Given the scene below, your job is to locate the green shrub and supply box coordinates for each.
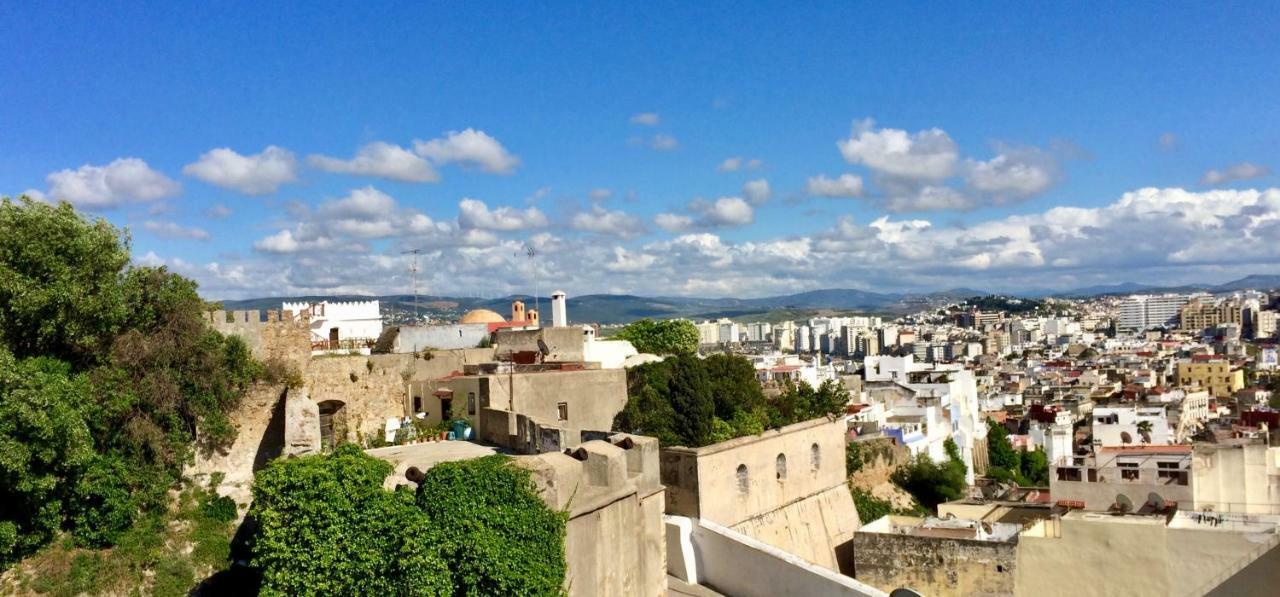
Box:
[67,455,139,548]
[250,444,451,597]
[416,455,567,596]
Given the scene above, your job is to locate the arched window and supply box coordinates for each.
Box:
[810,443,821,473]
[736,464,749,496]
[776,454,788,481]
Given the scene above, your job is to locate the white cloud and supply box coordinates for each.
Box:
[183,146,299,195]
[717,157,763,172]
[805,174,864,198]
[838,118,958,181]
[696,196,754,227]
[604,246,657,272]
[143,220,210,240]
[655,212,694,233]
[45,158,180,207]
[307,141,439,182]
[883,185,973,212]
[20,189,48,202]
[742,178,771,205]
[413,129,520,174]
[457,198,548,231]
[650,134,679,151]
[629,112,660,126]
[588,188,613,201]
[571,205,646,238]
[965,146,1059,200]
[1201,162,1270,186]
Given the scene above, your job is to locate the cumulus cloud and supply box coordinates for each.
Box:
[964,146,1060,200]
[650,134,679,151]
[45,158,180,207]
[143,220,210,240]
[838,118,958,181]
[457,198,548,231]
[252,186,462,254]
[717,157,762,172]
[806,173,864,198]
[694,197,754,227]
[413,129,520,174]
[182,146,299,195]
[1201,162,1270,186]
[571,205,646,238]
[742,178,771,204]
[655,212,694,233]
[308,141,439,182]
[630,112,660,126]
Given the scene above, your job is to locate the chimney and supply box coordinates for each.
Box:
[512,300,526,323]
[552,290,567,327]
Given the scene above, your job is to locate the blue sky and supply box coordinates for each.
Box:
[3,2,1279,299]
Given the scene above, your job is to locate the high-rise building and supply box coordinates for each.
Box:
[1117,294,1190,333]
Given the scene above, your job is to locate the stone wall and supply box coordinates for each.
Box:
[185,383,287,507]
[852,530,1016,596]
[203,309,311,368]
[519,434,666,597]
[660,416,860,572]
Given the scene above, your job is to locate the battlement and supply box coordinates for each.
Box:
[201,309,312,366]
[202,309,310,329]
[281,300,381,320]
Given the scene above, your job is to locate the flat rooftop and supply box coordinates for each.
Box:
[367,441,499,489]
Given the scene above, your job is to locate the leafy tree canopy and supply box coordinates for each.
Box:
[615,318,700,355]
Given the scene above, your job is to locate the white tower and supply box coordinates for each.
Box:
[551,290,568,327]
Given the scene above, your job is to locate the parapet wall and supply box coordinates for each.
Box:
[203,309,312,366]
[852,529,1016,596]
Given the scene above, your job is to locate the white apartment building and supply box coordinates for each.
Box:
[1117,294,1190,333]
[1091,406,1174,447]
[282,300,383,346]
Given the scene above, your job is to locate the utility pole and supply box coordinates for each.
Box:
[400,248,425,322]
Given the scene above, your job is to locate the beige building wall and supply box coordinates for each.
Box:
[1016,512,1280,597]
[1193,443,1280,514]
[1177,360,1244,398]
[661,416,860,572]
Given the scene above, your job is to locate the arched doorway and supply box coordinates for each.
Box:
[318,400,348,451]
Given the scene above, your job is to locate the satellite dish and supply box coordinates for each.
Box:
[1114,494,1134,514]
[537,338,551,356]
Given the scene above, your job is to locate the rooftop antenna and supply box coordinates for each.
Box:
[400,248,425,321]
[521,243,540,323]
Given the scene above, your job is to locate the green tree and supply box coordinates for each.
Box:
[0,352,95,566]
[666,354,715,447]
[250,444,451,597]
[615,319,700,355]
[770,379,850,427]
[0,197,131,365]
[1019,448,1050,486]
[986,419,1021,473]
[702,353,766,420]
[891,451,967,512]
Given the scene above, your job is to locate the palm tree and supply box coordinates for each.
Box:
[1137,420,1153,444]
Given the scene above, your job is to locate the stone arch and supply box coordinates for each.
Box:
[776,453,788,481]
[736,464,749,496]
[318,400,348,451]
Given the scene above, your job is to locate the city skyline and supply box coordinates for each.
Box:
[4,3,1279,299]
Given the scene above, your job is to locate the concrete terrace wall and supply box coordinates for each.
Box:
[1016,512,1280,597]
[519,434,666,597]
[852,530,1016,596]
[661,416,859,572]
[666,516,887,597]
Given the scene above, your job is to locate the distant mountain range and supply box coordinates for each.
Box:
[216,275,1280,325]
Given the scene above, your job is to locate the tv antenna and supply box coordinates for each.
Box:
[521,243,539,323]
[401,248,426,321]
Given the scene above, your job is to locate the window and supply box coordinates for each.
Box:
[776,454,788,481]
[557,402,569,421]
[736,464,749,496]
[810,443,821,473]
[467,392,476,415]
[413,395,422,413]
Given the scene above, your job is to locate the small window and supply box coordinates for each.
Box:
[467,392,476,415]
[736,464,749,496]
[413,396,422,413]
[810,443,821,472]
[776,454,788,481]
[557,402,569,421]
